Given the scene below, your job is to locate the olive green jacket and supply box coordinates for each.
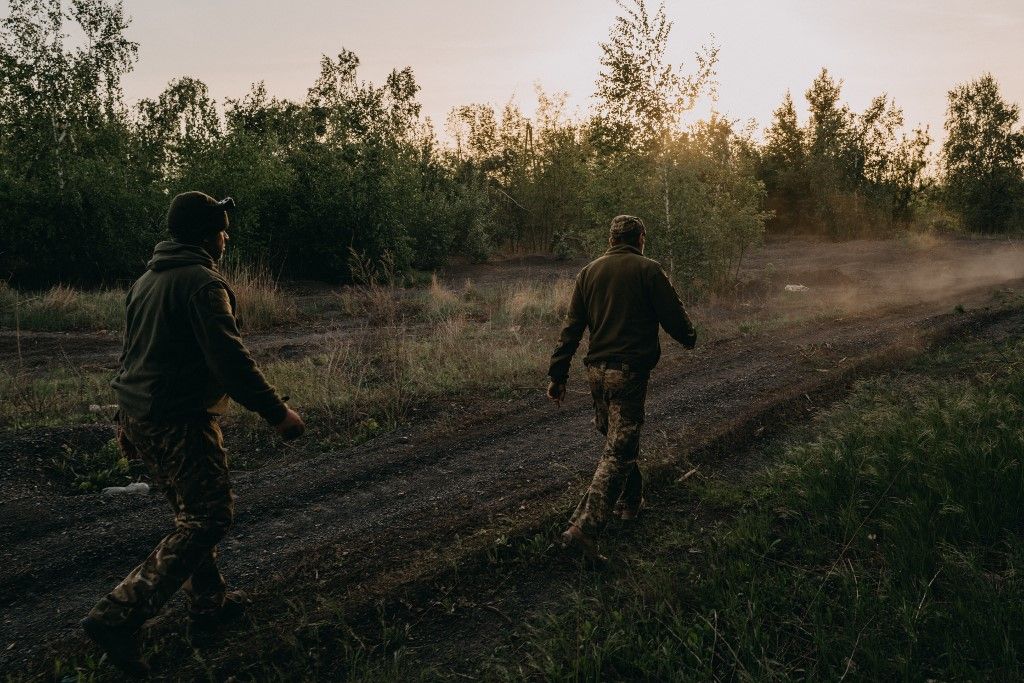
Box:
[111,240,288,424]
[548,244,696,383]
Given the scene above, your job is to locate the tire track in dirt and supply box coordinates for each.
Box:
[0,284,1020,672]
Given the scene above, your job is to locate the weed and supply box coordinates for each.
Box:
[47,438,130,493]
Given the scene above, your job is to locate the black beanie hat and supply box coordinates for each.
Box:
[167,191,236,242]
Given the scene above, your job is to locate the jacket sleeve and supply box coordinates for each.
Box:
[547,274,588,383]
[188,283,288,424]
[650,267,697,349]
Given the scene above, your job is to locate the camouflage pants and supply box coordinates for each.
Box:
[88,413,234,629]
[569,364,649,536]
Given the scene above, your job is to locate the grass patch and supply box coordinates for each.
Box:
[0,281,124,332]
[0,364,114,429]
[1,264,295,333]
[42,579,424,683]
[230,280,569,464]
[47,438,132,493]
[481,324,1024,680]
[0,277,574,460]
[222,262,297,331]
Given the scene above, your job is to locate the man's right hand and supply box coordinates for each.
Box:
[275,407,306,441]
[547,380,567,407]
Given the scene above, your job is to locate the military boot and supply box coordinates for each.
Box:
[188,589,250,639]
[80,616,150,679]
[559,525,608,567]
[615,497,646,522]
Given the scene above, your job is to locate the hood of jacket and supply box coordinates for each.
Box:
[604,244,644,257]
[146,240,217,272]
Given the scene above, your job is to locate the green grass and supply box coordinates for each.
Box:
[0,364,115,429]
[22,303,1024,680]
[481,328,1024,681]
[57,323,1020,681]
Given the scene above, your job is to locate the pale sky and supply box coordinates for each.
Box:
[30,1,1024,139]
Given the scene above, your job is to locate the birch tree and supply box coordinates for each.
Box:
[593,0,717,276]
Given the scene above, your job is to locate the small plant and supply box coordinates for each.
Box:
[737,321,756,336]
[351,416,383,445]
[48,438,131,493]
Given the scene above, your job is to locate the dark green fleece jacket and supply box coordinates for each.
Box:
[111,240,288,424]
[548,244,696,382]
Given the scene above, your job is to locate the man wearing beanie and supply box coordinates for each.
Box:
[547,215,696,563]
[80,191,305,677]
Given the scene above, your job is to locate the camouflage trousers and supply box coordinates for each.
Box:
[569,363,649,536]
[88,413,234,629]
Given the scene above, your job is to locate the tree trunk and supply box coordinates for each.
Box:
[661,153,674,279]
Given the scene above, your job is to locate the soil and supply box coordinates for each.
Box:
[2,237,1024,677]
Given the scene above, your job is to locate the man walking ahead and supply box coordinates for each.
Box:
[548,215,696,561]
[81,192,305,677]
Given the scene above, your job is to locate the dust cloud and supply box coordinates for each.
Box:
[743,237,1024,319]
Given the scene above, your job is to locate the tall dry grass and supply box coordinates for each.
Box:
[253,276,575,449]
[0,281,124,331]
[498,278,574,325]
[0,264,295,333]
[221,263,296,330]
[3,275,577,444]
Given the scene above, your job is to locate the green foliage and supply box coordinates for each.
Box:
[942,73,1024,233]
[0,0,774,296]
[0,0,154,286]
[0,2,491,286]
[760,69,933,237]
[590,0,757,291]
[9,0,1017,295]
[445,90,585,254]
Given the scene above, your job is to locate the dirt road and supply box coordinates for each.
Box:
[4,237,1024,675]
[2,279,1021,674]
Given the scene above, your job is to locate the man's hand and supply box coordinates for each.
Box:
[275,407,306,441]
[547,380,567,407]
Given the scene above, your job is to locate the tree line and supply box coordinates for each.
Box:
[2,0,1022,290]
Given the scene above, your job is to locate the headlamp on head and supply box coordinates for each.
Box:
[216,196,236,218]
[167,191,237,243]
